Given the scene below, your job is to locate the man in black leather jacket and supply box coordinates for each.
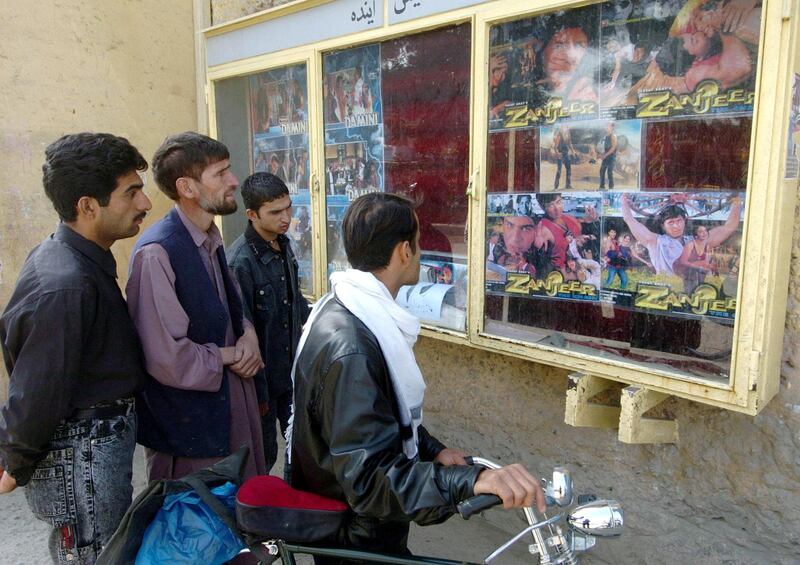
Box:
[290,193,544,561]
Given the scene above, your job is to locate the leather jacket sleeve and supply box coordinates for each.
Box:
[417,425,445,462]
[313,351,481,527]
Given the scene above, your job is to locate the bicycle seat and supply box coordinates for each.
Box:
[236,475,348,542]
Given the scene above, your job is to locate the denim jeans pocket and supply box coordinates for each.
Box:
[25,447,76,526]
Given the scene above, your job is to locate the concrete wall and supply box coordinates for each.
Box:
[0,0,198,391]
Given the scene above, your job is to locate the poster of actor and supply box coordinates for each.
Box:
[598,0,762,120]
[603,191,745,319]
[540,119,642,191]
[250,66,308,134]
[488,4,601,130]
[323,43,385,202]
[486,192,602,302]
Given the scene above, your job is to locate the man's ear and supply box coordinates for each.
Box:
[245,208,259,222]
[175,177,193,199]
[76,196,97,219]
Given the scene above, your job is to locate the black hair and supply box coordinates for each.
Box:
[342,192,418,271]
[656,205,688,232]
[151,132,229,200]
[536,192,561,208]
[42,132,147,222]
[240,172,289,211]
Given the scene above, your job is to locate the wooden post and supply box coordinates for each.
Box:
[564,372,620,428]
[618,386,678,444]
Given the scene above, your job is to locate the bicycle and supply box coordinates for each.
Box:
[235,457,623,565]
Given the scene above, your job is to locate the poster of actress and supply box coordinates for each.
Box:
[602,190,744,320]
[488,4,601,130]
[599,0,762,120]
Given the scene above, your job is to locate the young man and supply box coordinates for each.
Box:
[290,192,545,561]
[227,172,310,472]
[0,132,151,563]
[126,132,266,482]
[598,122,617,190]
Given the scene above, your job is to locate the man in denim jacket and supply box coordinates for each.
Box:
[227,172,310,472]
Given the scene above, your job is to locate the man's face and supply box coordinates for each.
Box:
[663,215,686,239]
[544,27,589,77]
[196,159,238,216]
[95,170,152,247]
[682,31,711,57]
[251,194,292,239]
[504,216,537,255]
[545,196,564,220]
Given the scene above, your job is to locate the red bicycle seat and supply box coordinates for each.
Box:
[236,475,348,542]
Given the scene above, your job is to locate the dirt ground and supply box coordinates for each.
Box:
[0,445,615,564]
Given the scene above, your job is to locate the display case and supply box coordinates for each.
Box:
[204,0,800,424]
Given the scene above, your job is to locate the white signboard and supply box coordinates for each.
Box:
[388,0,492,25]
[207,0,383,67]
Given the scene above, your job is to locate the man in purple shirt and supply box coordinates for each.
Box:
[126,132,266,481]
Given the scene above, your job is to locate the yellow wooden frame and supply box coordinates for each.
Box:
[203,0,800,415]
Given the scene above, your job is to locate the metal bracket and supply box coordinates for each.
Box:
[618,386,678,444]
[564,372,620,428]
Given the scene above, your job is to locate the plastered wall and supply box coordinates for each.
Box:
[210,1,800,562]
[0,0,198,390]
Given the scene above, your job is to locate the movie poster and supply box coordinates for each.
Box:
[396,254,468,330]
[486,192,602,302]
[488,4,601,131]
[323,44,385,274]
[601,191,744,320]
[539,118,641,191]
[249,64,313,291]
[599,0,762,120]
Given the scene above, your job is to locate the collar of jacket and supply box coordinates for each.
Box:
[244,222,289,265]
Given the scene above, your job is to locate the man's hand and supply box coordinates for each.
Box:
[434,448,467,467]
[0,468,17,494]
[474,463,545,513]
[229,328,264,378]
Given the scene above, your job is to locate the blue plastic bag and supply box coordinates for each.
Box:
[135,481,244,565]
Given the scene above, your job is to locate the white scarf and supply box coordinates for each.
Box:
[286,269,425,461]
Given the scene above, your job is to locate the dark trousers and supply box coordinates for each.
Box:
[262,389,293,473]
[599,156,615,189]
[554,150,572,189]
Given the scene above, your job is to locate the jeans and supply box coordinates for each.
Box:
[599,156,615,189]
[554,151,572,189]
[606,267,628,289]
[262,389,293,473]
[24,398,136,564]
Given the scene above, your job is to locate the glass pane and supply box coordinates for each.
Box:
[249,64,314,294]
[323,24,472,331]
[216,63,315,295]
[484,0,761,384]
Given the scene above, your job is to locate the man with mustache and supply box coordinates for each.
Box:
[0,133,151,563]
[127,132,266,482]
[227,172,310,473]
